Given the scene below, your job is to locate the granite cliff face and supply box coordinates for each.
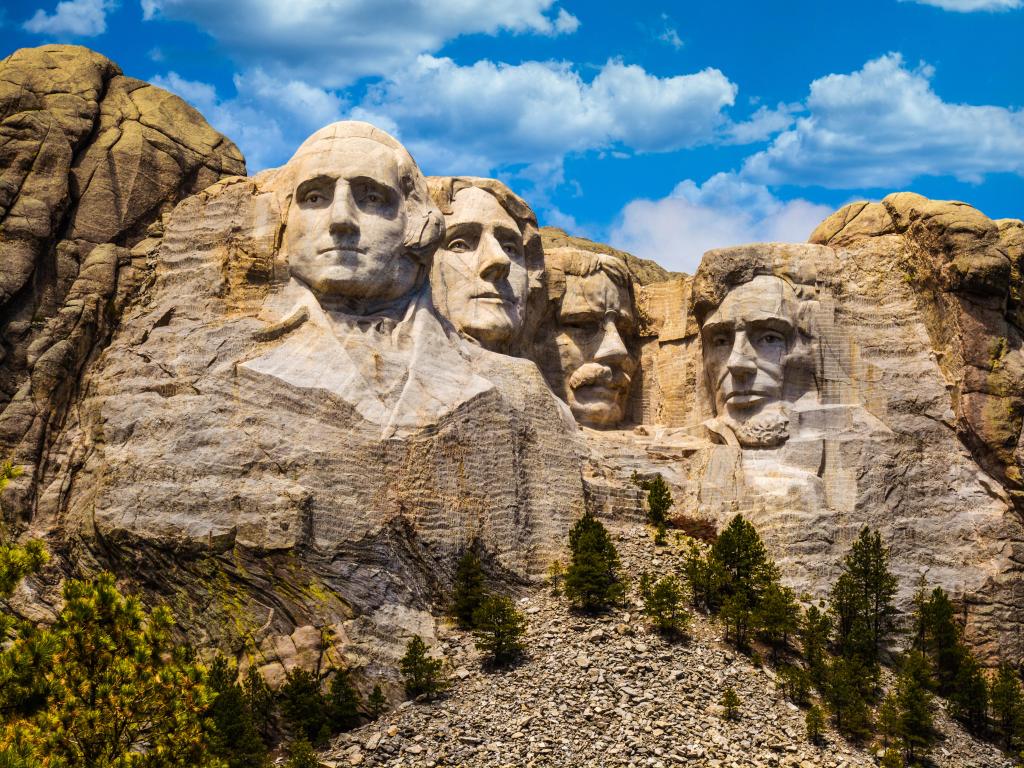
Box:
[3,45,1024,685]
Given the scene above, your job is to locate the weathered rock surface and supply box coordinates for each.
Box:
[0,44,245,523]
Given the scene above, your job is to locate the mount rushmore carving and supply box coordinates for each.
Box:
[3,46,1024,676]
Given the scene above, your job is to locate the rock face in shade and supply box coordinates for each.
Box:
[5,44,1024,680]
[0,44,245,522]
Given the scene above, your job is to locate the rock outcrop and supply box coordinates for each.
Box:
[0,45,245,524]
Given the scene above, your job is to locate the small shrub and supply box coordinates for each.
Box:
[471,594,527,666]
[547,560,565,597]
[721,686,741,720]
[285,739,320,768]
[639,573,690,638]
[779,663,811,706]
[400,635,445,699]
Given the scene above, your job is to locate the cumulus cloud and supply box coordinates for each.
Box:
[742,53,1024,188]
[142,0,579,87]
[23,0,113,36]
[609,173,833,273]
[902,0,1020,10]
[151,70,346,170]
[356,55,737,174]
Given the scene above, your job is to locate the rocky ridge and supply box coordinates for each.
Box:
[322,520,1011,768]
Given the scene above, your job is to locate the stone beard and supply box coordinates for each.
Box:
[428,180,532,351]
[700,274,810,448]
[549,251,638,428]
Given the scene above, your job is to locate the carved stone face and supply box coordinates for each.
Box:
[282,137,414,305]
[701,275,799,445]
[432,187,528,349]
[556,270,637,427]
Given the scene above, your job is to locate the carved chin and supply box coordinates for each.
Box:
[569,386,625,427]
[727,409,790,448]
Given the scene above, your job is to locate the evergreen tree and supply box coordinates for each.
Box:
[452,549,487,629]
[635,473,672,544]
[639,573,690,638]
[823,655,873,740]
[911,583,961,694]
[207,655,268,768]
[989,662,1024,751]
[831,527,897,666]
[400,635,445,699]
[712,514,772,601]
[721,686,741,720]
[564,511,624,612]
[720,591,755,648]
[243,665,275,742]
[471,594,527,666]
[327,667,362,732]
[779,663,811,706]
[367,684,387,720]
[889,650,936,765]
[805,704,825,745]
[280,668,330,745]
[285,739,320,768]
[682,542,725,612]
[0,572,222,767]
[949,650,988,735]
[0,540,46,638]
[756,581,800,660]
[799,603,832,686]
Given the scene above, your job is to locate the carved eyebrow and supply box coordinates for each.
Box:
[701,320,735,336]
[559,308,604,324]
[295,175,334,197]
[445,222,482,239]
[493,223,523,243]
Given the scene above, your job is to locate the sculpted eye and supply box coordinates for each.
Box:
[354,183,390,209]
[448,239,471,253]
[303,191,326,205]
[758,331,786,346]
[712,334,732,348]
[501,241,521,258]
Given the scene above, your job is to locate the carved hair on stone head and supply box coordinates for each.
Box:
[276,120,445,264]
[546,248,632,304]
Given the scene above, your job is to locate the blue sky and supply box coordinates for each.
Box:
[3,0,1023,272]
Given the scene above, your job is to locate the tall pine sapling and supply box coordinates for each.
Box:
[206,655,268,768]
[564,511,624,612]
[471,594,527,667]
[639,573,690,638]
[452,549,487,629]
[989,662,1024,751]
[400,635,445,699]
[327,667,362,732]
[367,684,387,720]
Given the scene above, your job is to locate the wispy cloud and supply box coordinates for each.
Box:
[23,0,114,36]
[900,0,1020,11]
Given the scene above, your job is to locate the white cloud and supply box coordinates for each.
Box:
[609,173,833,273]
[724,103,798,144]
[142,0,579,88]
[23,0,113,36]
[742,53,1024,188]
[902,0,1020,10]
[151,70,346,170]
[356,55,737,174]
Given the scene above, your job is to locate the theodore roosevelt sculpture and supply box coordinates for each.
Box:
[543,248,638,428]
[426,176,543,353]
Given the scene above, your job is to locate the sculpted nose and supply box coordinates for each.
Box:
[479,235,512,282]
[726,332,757,376]
[594,317,629,366]
[329,184,359,237]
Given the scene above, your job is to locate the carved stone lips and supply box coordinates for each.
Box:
[726,391,769,407]
[318,245,365,255]
[471,291,505,302]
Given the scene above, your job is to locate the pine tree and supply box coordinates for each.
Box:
[805,704,825,745]
[799,603,832,686]
[452,549,487,629]
[0,572,221,767]
[0,540,46,638]
[949,649,988,735]
[564,511,624,612]
[635,473,672,544]
[471,594,527,666]
[756,581,800,660]
[779,663,811,706]
[721,686,741,720]
[400,635,445,699]
[639,573,690,637]
[367,684,387,720]
[280,668,330,745]
[890,650,936,765]
[207,655,268,768]
[831,527,897,666]
[911,583,961,694]
[823,655,873,740]
[989,662,1024,751]
[712,514,772,601]
[682,541,725,612]
[243,665,275,742]
[328,667,362,732]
